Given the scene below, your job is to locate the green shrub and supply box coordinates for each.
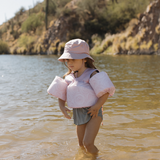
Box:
[42,0,57,16]
[36,25,44,36]
[43,0,71,16]
[90,46,103,55]
[55,0,71,8]
[1,26,7,34]
[15,7,25,16]
[21,13,45,33]
[77,0,150,35]
[67,31,82,41]
[55,4,74,18]
[77,0,109,34]
[48,0,57,15]
[0,41,9,54]
[33,1,44,14]
[0,30,2,39]
[18,34,35,49]
[10,30,20,39]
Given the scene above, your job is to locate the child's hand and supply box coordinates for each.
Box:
[87,106,100,119]
[60,106,71,119]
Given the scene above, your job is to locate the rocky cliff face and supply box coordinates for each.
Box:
[126,0,160,54]
[41,0,160,55]
[18,0,83,55]
[39,0,83,55]
[92,0,160,55]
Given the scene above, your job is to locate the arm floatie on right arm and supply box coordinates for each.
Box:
[47,76,68,101]
[89,71,115,98]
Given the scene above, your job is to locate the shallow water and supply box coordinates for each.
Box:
[0,55,160,160]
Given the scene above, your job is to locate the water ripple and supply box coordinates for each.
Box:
[0,55,160,159]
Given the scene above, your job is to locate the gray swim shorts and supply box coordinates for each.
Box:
[73,107,103,125]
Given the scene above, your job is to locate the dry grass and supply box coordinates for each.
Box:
[140,40,152,50]
[18,34,36,50]
[155,25,160,34]
[154,43,159,51]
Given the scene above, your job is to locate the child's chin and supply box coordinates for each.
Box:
[70,68,76,71]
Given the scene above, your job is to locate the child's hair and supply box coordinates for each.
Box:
[63,58,97,78]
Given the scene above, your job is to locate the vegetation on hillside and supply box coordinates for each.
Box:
[75,0,151,36]
[0,41,9,54]
[21,12,45,33]
[0,0,153,54]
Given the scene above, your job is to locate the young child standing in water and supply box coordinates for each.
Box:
[47,39,115,154]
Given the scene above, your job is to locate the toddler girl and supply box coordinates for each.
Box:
[47,39,115,154]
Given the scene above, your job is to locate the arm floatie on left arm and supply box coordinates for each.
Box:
[89,71,115,98]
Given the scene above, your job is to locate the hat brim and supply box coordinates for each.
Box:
[58,52,94,62]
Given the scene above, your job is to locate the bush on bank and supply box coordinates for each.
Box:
[77,0,151,35]
[18,34,36,49]
[0,41,10,54]
[21,13,45,33]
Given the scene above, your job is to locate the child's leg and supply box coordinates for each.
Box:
[83,116,102,154]
[76,123,87,146]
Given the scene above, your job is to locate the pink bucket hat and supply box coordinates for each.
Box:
[58,39,94,62]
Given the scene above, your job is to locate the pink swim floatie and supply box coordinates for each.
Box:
[47,76,68,101]
[89,71,115,98]
[47,69,115,108]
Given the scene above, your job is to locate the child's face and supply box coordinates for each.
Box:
[65,59,86,72]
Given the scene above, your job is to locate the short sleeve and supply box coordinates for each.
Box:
[89,71,115,98]
[47,76,68,101]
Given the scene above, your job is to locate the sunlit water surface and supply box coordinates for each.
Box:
[0,55,160,160]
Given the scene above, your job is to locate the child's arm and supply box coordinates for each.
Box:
[87,92,109,118]
[88,70,115,118]
[58,98,71,119]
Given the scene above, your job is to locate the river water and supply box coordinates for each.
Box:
[0,55,160,160]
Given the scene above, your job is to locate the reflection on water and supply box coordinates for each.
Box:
[0,55,160,160]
